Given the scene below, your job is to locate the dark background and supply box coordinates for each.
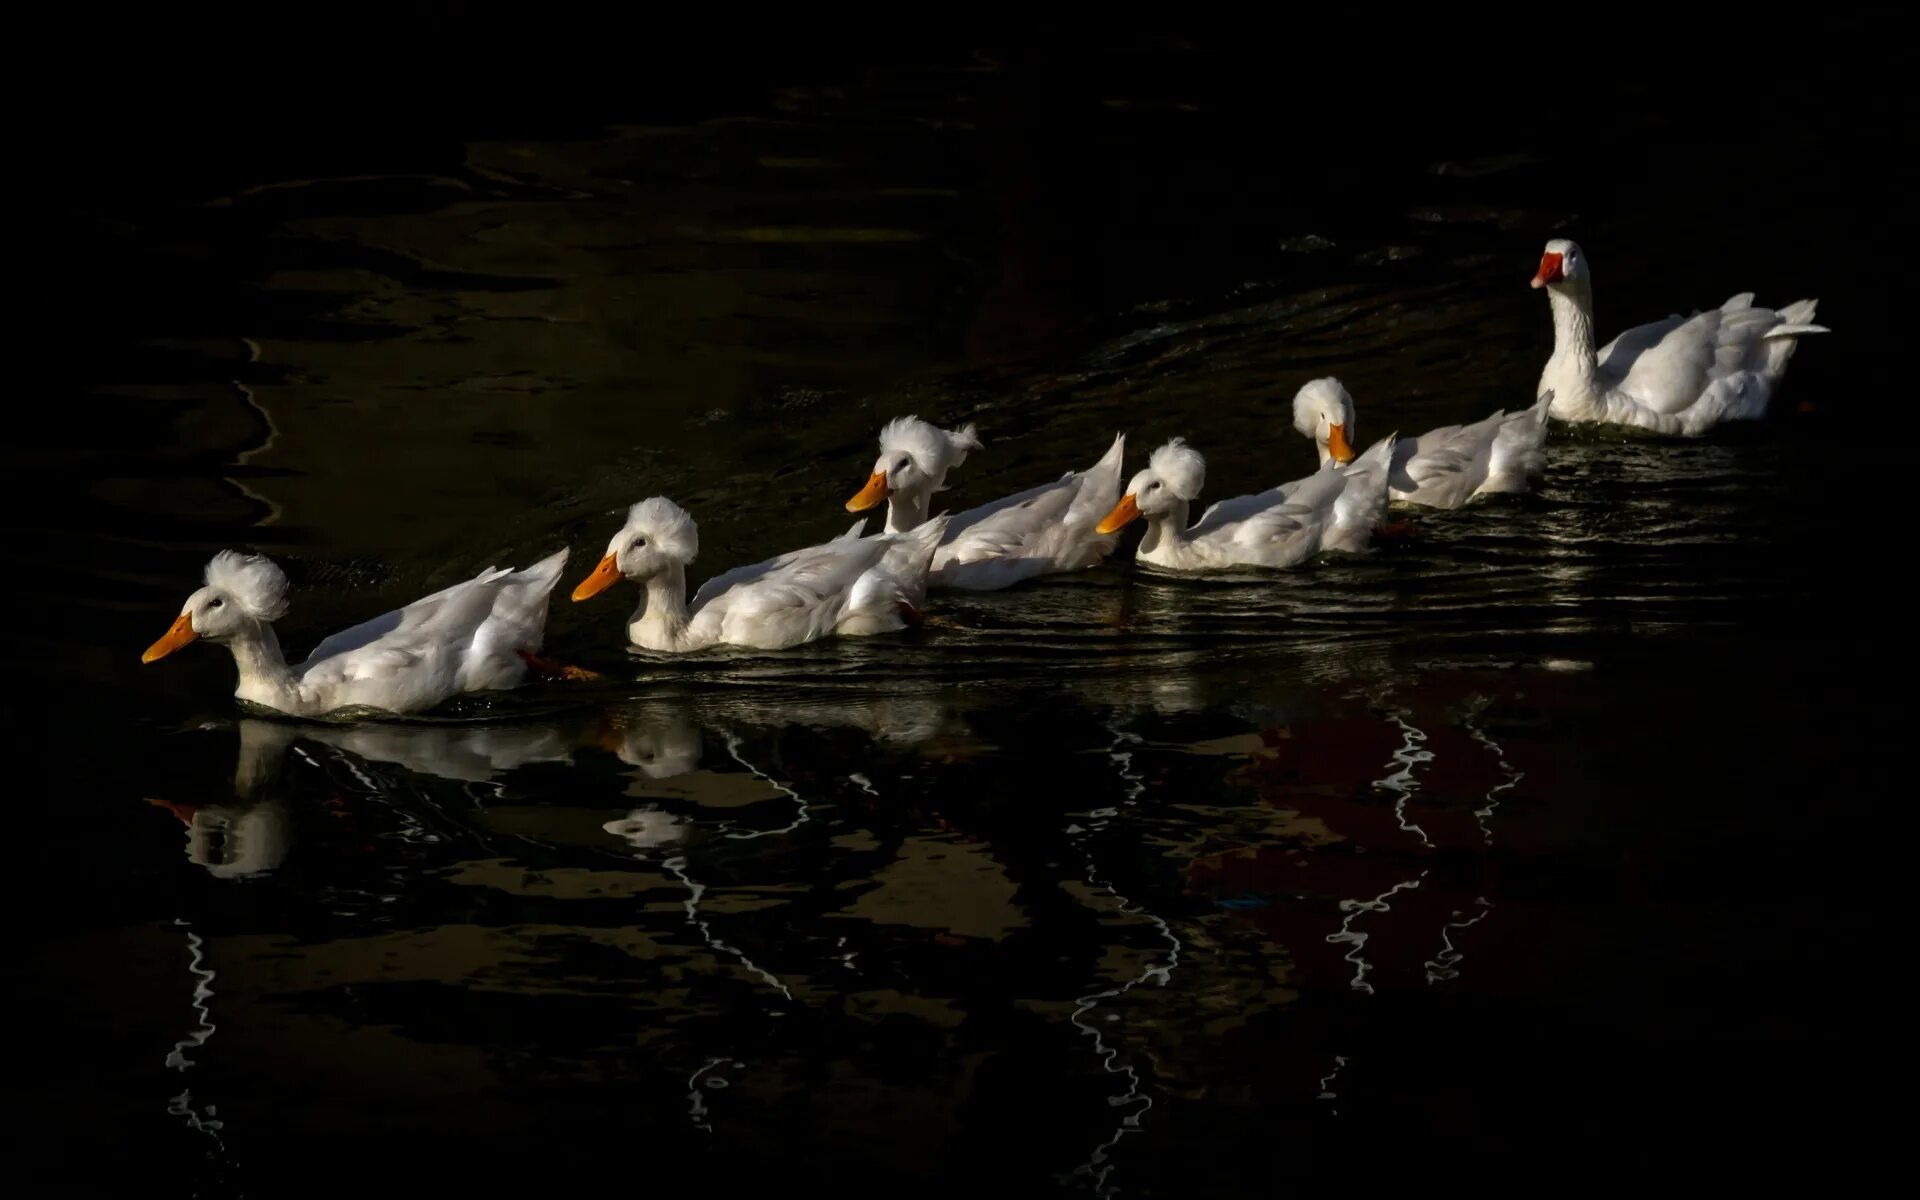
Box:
[6,17,1906,1195]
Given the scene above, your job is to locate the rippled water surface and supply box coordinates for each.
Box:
[14,31,1897,1196]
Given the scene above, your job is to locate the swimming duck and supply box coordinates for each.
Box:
[1094,435,1393,571]
[1532,238,1827,435]
[1293,377,1551,508]
[845,416,1126,590]
[571,497,946,652]
[141,548,570,717]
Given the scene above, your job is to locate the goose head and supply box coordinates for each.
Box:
[1531,238,1589,291]
[143,551,290,663]
[1292,378,1358,466]
[846,415,982,513]
[1098,438,1206,533]
[572,496,699,601]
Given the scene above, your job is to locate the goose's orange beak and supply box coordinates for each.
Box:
[572,555,622,602]
[1531,251,1564,288]
[142,614,198,663]
[1096,494,1142,535]
[846,471,889,512]
[1327,422,1355,465]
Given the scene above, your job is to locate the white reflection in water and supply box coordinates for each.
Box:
[1065,721,1184,1196]
[164,920,232,1167]
[602,807,687,850]
[721,731,812,841]
[1317,1054,1350,1117]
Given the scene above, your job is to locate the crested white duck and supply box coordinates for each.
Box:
[1094,434,1394,571]
[1293,377,1551,508]
[141,548,570,718]
[571,497,946,652]
[1533,238,1828,435]
[845,416,1126,590]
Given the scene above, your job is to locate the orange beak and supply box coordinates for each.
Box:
[1096,494,1142,535]
[571,554,622,602]
[846,471,889,513]
[142,613,199,663]
[1531,251,1564,288]
[1327,422,1355,465]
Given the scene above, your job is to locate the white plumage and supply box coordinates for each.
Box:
[143,548,570,717]
[1100,435,1393,571]
[577,496,946,653]
[1533,238,1828,435]
[849,421,1128,591]
[1293,377,1552,508]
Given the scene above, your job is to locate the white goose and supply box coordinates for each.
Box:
[1094,435,1393,571]
[571,497,946,652]
[845,416,1126,590]
[1293,377,1551,508]
[1533,238,1827,435]
[141,548,570,717]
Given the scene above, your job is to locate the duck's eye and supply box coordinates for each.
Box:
[1148,481,1160,491]
[895,457,909,472]
[209,598,224,609]
[634,538,647,549]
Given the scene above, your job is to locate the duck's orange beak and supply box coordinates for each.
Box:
[571,555,622,602]
[846,471,889,512]
[1531,251,1564,288]
[142,614,198,664]
[1327,422,1355,465]
[1096,494,1142,535]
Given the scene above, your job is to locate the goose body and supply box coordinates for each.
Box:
[1533,239,1827,435]
[847,418,1126,591]
[572,497,945,653]
[141,548,569,717]
[1096,436,1393,572]
[1294,378,1551,508]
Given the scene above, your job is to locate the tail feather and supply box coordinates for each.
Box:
[1486,392,1551,489]
[513,547,571,595]
[1763,299,1827,375]
[1328,435,1395,552]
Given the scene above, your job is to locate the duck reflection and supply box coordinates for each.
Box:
[147,718,298,879]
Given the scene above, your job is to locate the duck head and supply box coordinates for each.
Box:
[1292,378,1358,467]
[1098,437,1206,533]
[846,415,982,516]
[143,551,290,663]
[572,496,699,601]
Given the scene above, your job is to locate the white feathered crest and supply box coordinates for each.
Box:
[1148,438,1206,501]
[879,415,982,482]
[627,497,699,563]
[1292,377,1355,439]
[203,551,291,621]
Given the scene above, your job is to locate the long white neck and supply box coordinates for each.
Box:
[1135,501,1192,568]
[627,563,697,651]
[884,488,932,534]
[226,625,304,713]
[1541,282,1599,407]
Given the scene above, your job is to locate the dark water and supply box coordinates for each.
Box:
[11,29,1902,1195]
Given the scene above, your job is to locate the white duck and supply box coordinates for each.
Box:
[1293,377,1551,508]
[1094,435,1394,571]
[141,548,570,717]
[1533,238,1827,435]
[571,496,946,652]
[845,416,1126,590]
